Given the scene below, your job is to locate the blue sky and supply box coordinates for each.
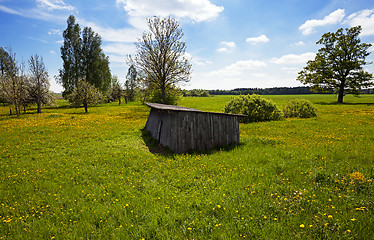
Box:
[1,0,374,93]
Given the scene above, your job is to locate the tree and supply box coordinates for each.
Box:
[58,15,82,97]
[124,65,137,103]
[297,26,373,103]
[109,75,123,105]
[131,16,191,104]
[28,54,53,113]
[68,79,103,113]
[58,15,111,97]
[82,27,111,92]
[0,47,23,115]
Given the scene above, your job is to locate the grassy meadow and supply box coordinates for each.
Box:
[0,94,373,239]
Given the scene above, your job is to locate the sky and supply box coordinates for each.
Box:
[1,0,374,93]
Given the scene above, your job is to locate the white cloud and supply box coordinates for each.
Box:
[207,60,267,77]
[116,0,224,22]
[292,41,305,47]
[48,29,61,35]
[245,35,269,45]
[0,1,72,23]
[184,52,212,66]
[346,9,374,36]
[299,9,345,35]
[217,41,236,53]
[103,43,136,56]
[36,0,75,11]
[0,5,23,16]
[272,52,315,64]
[49,50,56,54]
[78,19,142,43]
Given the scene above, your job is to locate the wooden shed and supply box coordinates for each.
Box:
[144,102,244,153]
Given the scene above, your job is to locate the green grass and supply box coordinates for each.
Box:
[0,95,373,239]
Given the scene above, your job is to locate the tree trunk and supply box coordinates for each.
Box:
[119,97,121,105]
[37,103,41,114]
[84,103,88,113]
[161,82,166,104]
[337,80,345,103]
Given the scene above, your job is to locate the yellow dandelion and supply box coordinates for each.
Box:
[351,218,356,221]
[328,215,333,218]
[300,224,305,228]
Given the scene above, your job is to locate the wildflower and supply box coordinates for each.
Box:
[351,218,356,221]
[328,215,333,218]
[347,230,351,233]
[350,172,366,182]
[300,224,305,228]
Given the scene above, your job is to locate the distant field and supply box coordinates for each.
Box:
[0,95,373,239]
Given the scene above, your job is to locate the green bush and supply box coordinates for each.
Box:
[283,99,317,118]
[224,94,283,123]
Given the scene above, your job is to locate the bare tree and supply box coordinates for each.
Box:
[131,16,191,104]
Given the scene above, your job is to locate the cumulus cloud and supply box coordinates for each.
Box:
[346,9,374,36]
[245,35,269,45]
[299,9,345,35]
[272,52,315,64]
[116,0,224,22]
[217,41,236,53]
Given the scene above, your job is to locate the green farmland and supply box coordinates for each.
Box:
[0,95,373,239]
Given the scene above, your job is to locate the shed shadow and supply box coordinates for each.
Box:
[140,128,243,156]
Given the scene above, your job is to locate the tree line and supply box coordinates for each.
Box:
[0,47,53,115]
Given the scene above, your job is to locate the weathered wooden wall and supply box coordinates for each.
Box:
[145,108,240,153]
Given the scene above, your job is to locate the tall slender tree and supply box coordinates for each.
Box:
[58,15,111,97]
[82,27,111,92]
[58,15,82,97]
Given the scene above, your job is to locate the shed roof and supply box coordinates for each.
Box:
[145,102,246,117]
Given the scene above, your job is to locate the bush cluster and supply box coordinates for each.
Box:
[282,99,317,118]
[224,94,283,123]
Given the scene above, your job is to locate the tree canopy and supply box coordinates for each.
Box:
[58,15,111,97]
[131,16,191,104]
[68,80,103,113]
[297,26,373,103]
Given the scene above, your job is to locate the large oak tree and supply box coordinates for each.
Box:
[297,26,373,103]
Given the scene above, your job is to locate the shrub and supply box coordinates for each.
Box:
[224,94,283,123]
[283,99,317,118]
